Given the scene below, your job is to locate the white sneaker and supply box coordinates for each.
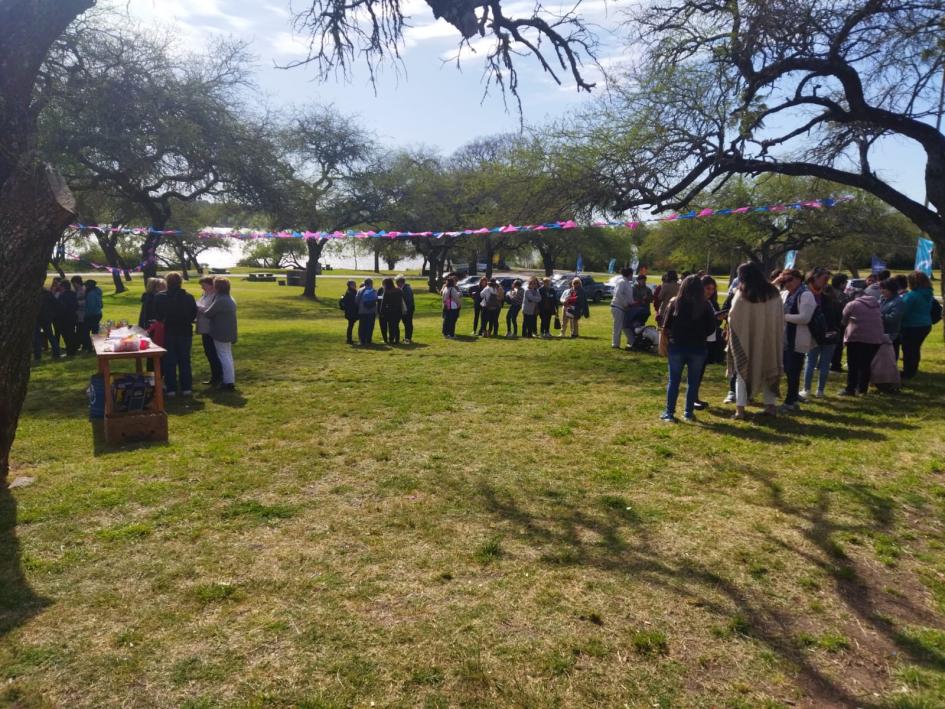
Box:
[166,391,176,398]
[723,393,736,404]
[799,389,809,399]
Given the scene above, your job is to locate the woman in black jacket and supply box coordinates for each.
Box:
[538,277,559,338]
[379,277,404,344]
[340,280,359,344]
[660,275,718,423]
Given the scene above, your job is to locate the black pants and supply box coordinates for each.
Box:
[539,312,553,335]
[346,317,357,343]
[831,342,844,371]
[385,315,402,343]
[783,349,805,405]
[358,314,375,345]
[202,333,223,383]
[506,304,521,335]
[403,311,414,341]
[484,308,500,335]
[522,313,538,337]
[56,319,78,355]
[473,304,482,334]
[34,321,60,359]
[442,308,459,337]
[892,335,901,362]
[900,325,931,379]
[378,316,388,343]
[846,341,880,393]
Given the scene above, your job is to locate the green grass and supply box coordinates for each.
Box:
[3,275,945,707]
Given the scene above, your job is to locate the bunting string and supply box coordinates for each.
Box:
[66,195,854,243]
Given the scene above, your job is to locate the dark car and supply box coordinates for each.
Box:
[553,274,609,303]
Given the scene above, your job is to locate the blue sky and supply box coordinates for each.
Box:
[121,0,928,206]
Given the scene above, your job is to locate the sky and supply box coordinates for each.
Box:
[117,0,929,208]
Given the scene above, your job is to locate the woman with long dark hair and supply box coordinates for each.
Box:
[899,271,935,379]
[726,262,784,420]
[660,275,718,422]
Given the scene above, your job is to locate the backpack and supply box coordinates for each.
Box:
[931,298,943,326]
[486,290,500,309]
[808,304,828,345]
[361,288,377,308]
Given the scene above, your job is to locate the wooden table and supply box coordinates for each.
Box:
[92,336,168,444]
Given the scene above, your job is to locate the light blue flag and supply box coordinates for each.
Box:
[630,244,639,272]
[915,237,935,276]
[871,255,887,274]
[784,250,798,269]
[607,258,617,274]
[576,254,584,273]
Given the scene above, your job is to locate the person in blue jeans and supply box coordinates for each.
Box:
[660,275,719,422]
[154,272,197,396]
[801,267,841,398]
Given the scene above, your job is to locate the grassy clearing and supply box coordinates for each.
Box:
[3,275,945,707]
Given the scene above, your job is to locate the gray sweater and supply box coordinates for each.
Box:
[204,294,238,343]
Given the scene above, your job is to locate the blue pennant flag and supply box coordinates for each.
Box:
[915,237,935,276]
[576,254,584,273]
[871,255,887,274]
[607,258,617,274]
[784,250,798,269]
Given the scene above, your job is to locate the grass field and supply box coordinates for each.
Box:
[3,275,945,708]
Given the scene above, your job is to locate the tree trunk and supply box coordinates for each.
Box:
[0,166,77,477]
[373,245,380,273]
[303,238,325,298]
[140,231,162,279]
[95,233,127,293]
[49,257,66,279]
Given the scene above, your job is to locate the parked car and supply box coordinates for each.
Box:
[845,278,868,297]
[457,275,482,296]
[552,274,610,302]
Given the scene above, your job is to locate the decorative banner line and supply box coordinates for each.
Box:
[66,195,854,243]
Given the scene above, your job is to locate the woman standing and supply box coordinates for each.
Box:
[55,280,79,357]
[522,277,541,338]
[840,290,885,396]
[801,267,841,399]
[879,278,905,360]
[396,276,415,344]
[506,279,524,337]
[340,280,359,345]
[727,262,784,420]
[559,278,589,338]
[441,276,462,338]
[660,275,719,422]
[196,276,223,386]
[380,277,404,344]
[203,277,238,391]
[470,276,488,336]
[899,271,934,379]
[693,275,725,410]
[538,277,558,338]
[480,278,500,336]
[138,277,166,329]
[829,273,850,372]
[778,269,816,412]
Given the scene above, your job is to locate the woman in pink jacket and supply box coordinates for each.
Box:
[840,292,885,396]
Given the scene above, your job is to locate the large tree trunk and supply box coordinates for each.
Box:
[1,0,95,479]
[0,166,76,477]
[303,238,326,298]
[95,232,127,293]
[373,245,380,273]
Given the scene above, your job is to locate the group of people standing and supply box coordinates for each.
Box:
[657,263,939,422]
[341,276,416,346]
[34,276,103,361]
[139,273,238,395]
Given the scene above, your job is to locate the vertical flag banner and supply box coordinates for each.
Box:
[576,254,584,273]
[607,258,617,274]
[871,255,887,273]
[630,244,639,272]
[784,250,798,269]
[915,237,935,276]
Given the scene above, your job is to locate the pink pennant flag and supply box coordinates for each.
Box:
[534,225,548,231]
[560,220,579,229]
[769,204,786,213]
[733,207,750,214]
[627,221,641,230]
[698,209,714,218]
[474,228,490,234]
[664,214,679,221]
[500,225,519,233]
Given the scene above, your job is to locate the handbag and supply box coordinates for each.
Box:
[553,314,561,330]
[658,329,669,357]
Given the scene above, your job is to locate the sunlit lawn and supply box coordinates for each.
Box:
[3,274,945,707]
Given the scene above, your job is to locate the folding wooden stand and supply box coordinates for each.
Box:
[92,337,168,444]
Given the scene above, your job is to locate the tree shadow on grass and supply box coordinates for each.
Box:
[0,481,48,638]
[476,472,945,706]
